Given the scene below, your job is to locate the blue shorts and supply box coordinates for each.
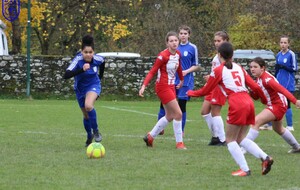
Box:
[176,86,192,100]
[75,85,101,108]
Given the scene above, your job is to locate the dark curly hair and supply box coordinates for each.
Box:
[81,35,94,50]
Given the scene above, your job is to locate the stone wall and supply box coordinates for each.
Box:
[0,55,299,98]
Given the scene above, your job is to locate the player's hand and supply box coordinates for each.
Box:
[176,80,183,89]
[295,100,300,109]
[182,70,188,77]
[83,63,90,71]
[139,85,146,97]
[275,64,284,70]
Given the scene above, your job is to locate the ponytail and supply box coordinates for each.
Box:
[217,42,233,69]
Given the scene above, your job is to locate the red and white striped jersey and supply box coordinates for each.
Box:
[211,54,221,71]
[143,49,183,87]
[255,71,296,107]
[190,62,267,104]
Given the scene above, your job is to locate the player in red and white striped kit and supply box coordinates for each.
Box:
[201,31,229,146]
[246,57,300,153]
[139,31,186,149]
[188,42,273,176]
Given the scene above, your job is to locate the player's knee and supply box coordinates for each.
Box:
[85,104,94,112]
[211,105,221,116]
[201,110,209,115]
[82,111,89,119]
[175,112,182,121]
[274,126,285,135]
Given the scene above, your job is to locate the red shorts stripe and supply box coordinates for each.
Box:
[266,104,287,121]
[155,84,176,104]
[204,87,226,106]
[227,92,255,125]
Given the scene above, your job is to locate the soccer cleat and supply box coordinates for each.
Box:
[208,137,226,146]
[259,124,273,130]
[176,142,187,150]
[143,133,154,147]
[93,130,102,142]
[288,147,300,153]
[159,129,165,135]
[286,126,294,132]
[261,156,274,175]
[85,135,94,147]
[231,169,251,177]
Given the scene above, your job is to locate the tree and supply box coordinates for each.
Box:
[0,0,45,54]
[228,14,278,51]
[2,0,300,56]
[29,0,133,55]
[244,0,300,53]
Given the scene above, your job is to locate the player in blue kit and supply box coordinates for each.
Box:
[64,35,105,147]
[275,35,298,132]
[158,25,200,135]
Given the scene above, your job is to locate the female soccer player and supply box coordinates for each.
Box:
[201,31,229,146]
[64,35,105,147]
[246,57,300,153]
[275,35,298,131]
[157,25,200,135]
[187,42,273,176]
[139,31,186,149]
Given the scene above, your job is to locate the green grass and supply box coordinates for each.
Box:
[0,99,300,190]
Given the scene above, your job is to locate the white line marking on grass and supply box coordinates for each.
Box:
[112,134,197,142]
[19,131,55,135]
[17,130,199,142]
[17,130,198,142]
[16,130,290,148]
[277,187,300,190]
[101,105,193,122]
[101,106,157,117]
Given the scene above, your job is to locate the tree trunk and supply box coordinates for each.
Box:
[41,40,49,55]
[10,19,22,54]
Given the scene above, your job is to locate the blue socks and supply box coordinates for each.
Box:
[286,108,293,126]
[87,109,99,132]
[158,107,165,120]
[83,119,93,139]
[182,112,186,132]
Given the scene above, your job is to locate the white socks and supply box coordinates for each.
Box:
[203,113,214,136]
[150,116,169,138]
[240,138,267,160]
[173,119,183,142]
[246,128,259,141]
[203,114,225,142]
[227,141,249,172]
[149,116,183,143]
[281,129,300,149]
[212,116,225,142]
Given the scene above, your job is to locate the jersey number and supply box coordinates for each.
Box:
[231,71,242,86]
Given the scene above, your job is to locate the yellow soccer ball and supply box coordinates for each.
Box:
[86,142,105,159]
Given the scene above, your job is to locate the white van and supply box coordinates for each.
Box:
[233,49,275,60]
[0,20,9,55]
[97,52,140,58]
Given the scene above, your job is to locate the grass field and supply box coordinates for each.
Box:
[0,99,300,190]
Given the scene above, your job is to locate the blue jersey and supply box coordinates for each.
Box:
[67,54,105,92]
[275,50,297,92]
[175,42,199,87]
